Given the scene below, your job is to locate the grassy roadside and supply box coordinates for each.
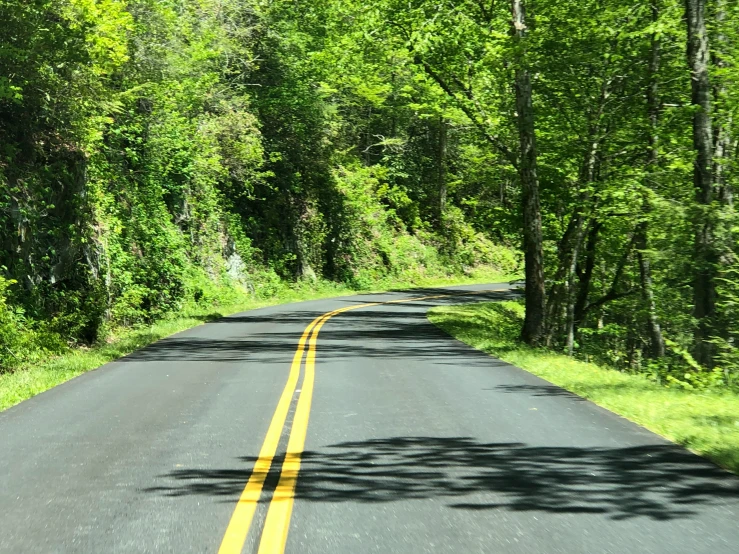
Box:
[428,301,739,475]
[0,267,513,412]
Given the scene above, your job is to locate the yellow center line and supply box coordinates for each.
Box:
[256,303,378,554]
[217,311,328,554]
[218,287,509,554]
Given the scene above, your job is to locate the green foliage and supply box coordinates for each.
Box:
[4,0,737,406]
[329,164,436,286]
[0,276,67,372]
[438,206,521,272]
[0,0,519,379]
[0,277,26,371]
[713,266,739,386]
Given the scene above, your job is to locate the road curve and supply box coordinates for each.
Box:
[1,283,738,553]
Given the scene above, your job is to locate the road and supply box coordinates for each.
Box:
[1,283,738,553]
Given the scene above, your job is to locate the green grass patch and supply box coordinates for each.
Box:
[428,301,739,475]
[0,267,513,412]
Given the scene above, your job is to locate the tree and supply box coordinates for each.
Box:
[685,0,717,365]
[512,0,546,345]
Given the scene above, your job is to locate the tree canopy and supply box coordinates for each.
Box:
[1,0,737,388]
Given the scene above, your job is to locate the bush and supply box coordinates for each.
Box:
[0,277,66,372]
[0,277,24,371]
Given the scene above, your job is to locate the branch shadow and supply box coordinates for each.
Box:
[144,436,739,522]
[118,289,520,366]
[490,384,588,401]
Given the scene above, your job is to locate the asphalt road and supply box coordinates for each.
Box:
[1,283,738,554]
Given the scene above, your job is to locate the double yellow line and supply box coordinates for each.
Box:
[217,302,378,554]
[217,288,506,554]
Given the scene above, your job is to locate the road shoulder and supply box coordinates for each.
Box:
[428,300,739,475]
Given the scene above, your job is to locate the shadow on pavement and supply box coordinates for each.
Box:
[144,436,739,521]
[118,288,519,367]
[489,384,588,400]
[138,286,739,522]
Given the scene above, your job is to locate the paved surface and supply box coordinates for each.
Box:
[1,283,738,553]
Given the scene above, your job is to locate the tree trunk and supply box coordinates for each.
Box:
[512,0,546,346]
[636,224,665,357]
[564,264,579,355]
[573,220,601,333]
[438,116,448,220]
[685,0,717,365]
[564,219,586,356]
[637,0,666,359]
[545,68,608,348]
[544,214,580,346]
[563,136,600,355]
[713,0,733,207]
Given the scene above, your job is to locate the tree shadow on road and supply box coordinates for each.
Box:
[144,436,739,522]
[489,384,588,401]
[118,289,519,366]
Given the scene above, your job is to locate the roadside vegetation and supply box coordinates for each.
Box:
[1,0,739,423]
[0,267,510,411]
[429,301,739,475]
[0,0,522,395]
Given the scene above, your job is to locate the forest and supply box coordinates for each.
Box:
[0,0,737,390]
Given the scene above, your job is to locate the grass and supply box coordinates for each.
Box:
[0,266,514,412]
[428,300,739,475]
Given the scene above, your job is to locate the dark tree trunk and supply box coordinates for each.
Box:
[685,0,717,365]
[512,0,546,346]
[564,135,600,355]
[573,220,601,332]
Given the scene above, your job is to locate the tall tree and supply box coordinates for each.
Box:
[512,0,546,345]
[636,0,666,358]
[685,0,717,365]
